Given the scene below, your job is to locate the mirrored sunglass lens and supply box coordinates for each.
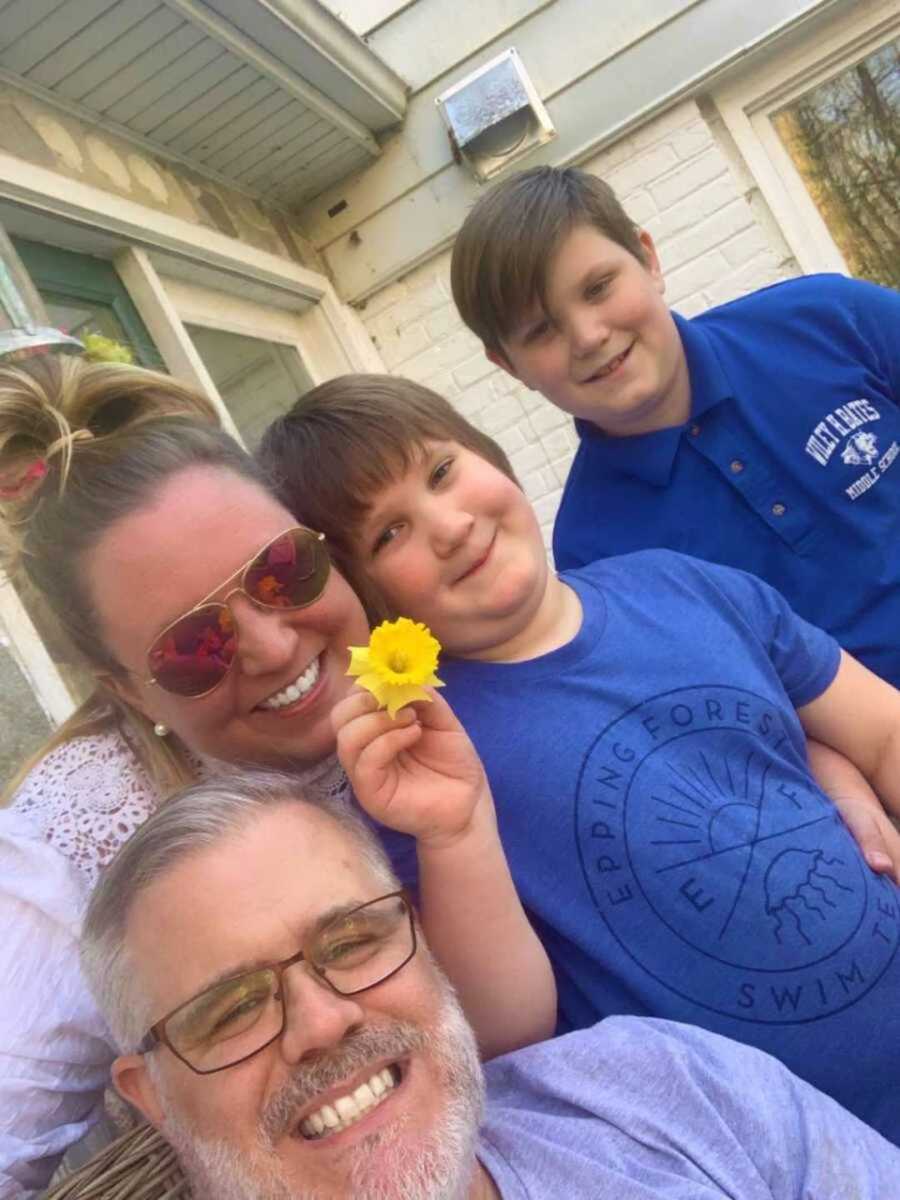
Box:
[168,969,281,1069]
[148,605,236,697]
[316,896,412,989]
[245,530,327,609]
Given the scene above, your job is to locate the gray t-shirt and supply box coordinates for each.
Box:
[479,1018,899,1198]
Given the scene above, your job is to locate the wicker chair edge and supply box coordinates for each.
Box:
[42,1123,191,1200]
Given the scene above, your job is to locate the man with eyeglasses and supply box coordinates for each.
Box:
[80,771,899,1200]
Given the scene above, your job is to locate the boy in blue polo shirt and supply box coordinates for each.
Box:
[450,166,900,691]
[259,375,900,1144]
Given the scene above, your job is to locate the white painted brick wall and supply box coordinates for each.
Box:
[355,99,798,546]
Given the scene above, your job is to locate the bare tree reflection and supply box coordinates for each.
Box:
[773,40,899,288]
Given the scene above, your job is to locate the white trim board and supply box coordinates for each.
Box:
[0,151,330,309]
[0,582,75,727]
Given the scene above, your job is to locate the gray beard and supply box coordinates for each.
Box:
[156,982,485,1200]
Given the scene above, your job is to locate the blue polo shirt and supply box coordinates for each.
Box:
[552,274,900,686]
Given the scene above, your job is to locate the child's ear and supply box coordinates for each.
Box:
[112,1054,165,1127]
[638,230,665,294]
[486,346,519,381]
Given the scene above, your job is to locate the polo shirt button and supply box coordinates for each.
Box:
[730,459,744,473]
[772,502,786,516]
[690,424,701,437]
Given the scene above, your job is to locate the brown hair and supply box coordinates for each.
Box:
[0,354,266,802]
[451,165,646,357]
[257,374,517,615]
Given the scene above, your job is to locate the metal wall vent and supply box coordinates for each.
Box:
[436,48,555,181]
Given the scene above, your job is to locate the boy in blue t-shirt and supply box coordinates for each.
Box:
[260,375,900,1143]
[450,166,900,694]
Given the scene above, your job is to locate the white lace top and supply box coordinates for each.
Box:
[0,729,349,1199]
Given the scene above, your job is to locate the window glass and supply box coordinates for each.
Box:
[186,325,311,448]
[771,39,900,288]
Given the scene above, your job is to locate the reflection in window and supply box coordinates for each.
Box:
[42,296,132,350]
[186,326,312,448]
[772,39,899,288]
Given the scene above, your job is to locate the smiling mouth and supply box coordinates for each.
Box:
[259,656,321,711]
[454,538,494,583]
[584,343,633,382]
[297,1063,402,1141]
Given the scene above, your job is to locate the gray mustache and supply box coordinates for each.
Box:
[261,1021,426,1142]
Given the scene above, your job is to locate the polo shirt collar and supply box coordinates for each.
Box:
[573,311,734,486]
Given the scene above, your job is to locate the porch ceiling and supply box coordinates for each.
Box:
[0,0,407,208]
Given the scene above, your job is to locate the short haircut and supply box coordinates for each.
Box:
[451,165,645,357]
[257,374,518,615]
[80,768,399,1051]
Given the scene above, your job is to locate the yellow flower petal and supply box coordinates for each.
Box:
[384,683,433,719]
[346,618,444,719]
[347,646,373,676]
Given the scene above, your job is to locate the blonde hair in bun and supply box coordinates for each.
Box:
[0,354,265,803]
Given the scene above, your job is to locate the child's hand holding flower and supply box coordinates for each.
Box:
[337,620,492,847]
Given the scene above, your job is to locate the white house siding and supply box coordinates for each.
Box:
[352,98,798,543]
[307,0,841,299]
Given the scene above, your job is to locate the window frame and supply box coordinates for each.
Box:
[713,0,900,276]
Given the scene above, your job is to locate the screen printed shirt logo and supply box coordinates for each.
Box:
[803,399,899,500]
[840,431,879,467]
[575,685,899,1023]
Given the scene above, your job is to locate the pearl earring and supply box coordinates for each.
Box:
[153,722,169,738]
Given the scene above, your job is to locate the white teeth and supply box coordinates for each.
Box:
[298,1067,399,1141]
[261,657,320,710]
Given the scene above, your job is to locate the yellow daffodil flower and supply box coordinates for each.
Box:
[348,617,444,718]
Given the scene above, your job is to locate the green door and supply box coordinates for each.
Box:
[12,238,165,369]
[5,239,167,711]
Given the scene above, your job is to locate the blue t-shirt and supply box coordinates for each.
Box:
[480,1018,900,1198]
[375,551,900,1142]
[553,275,900,686]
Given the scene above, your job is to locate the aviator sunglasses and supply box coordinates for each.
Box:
[145,526,330,699]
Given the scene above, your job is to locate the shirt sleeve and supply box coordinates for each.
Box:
[680,554,842,707]
[0,815,114,1199]
[481,1017,900,1200]
[605,1018,900,1199]
[845,276,900,406]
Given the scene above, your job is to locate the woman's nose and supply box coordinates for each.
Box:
[228,593,299,677]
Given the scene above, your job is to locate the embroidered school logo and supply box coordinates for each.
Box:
[575,685,899,1023]
[840,431,879,466]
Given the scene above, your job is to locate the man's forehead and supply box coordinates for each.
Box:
[126,804,379,1006]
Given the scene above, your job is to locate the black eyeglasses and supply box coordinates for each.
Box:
[139,892,416,1074]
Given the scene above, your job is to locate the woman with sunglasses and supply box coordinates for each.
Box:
[0,353,375,1198]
